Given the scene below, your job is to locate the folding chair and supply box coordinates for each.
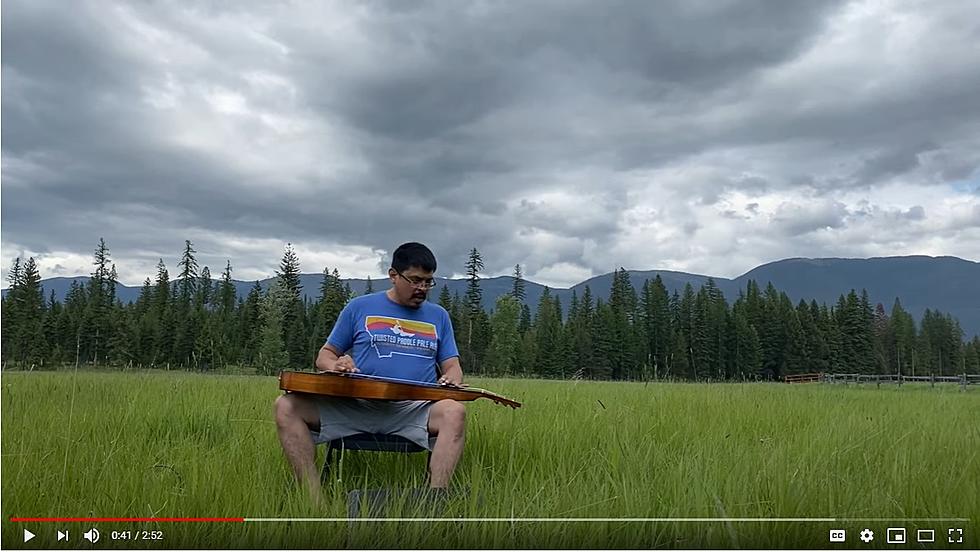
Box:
[320,433,431,484]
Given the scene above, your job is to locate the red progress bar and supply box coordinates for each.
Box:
[10,517,244,523]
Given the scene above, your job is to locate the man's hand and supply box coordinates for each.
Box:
[437,357,465,387]
[332,354,359,373]
[315,345,357,374]
[437,372,465,387]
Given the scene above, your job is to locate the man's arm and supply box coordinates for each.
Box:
[437,356,464,386]
[315,344,358,373]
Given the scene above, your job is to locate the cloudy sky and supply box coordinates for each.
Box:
[3,0,979,289]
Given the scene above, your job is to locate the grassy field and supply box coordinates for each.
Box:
[2,370,977,549]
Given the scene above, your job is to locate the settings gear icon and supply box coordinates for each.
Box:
[860,529,874,543]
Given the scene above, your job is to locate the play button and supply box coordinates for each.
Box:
[24,529,36,542]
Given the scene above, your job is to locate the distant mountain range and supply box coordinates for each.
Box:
[4,255,979,338]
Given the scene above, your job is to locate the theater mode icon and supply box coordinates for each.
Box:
[829,529,846,542]
[917,529,935,543]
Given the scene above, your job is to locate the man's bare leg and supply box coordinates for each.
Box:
[274,394,322,500]
[427,399,466,488]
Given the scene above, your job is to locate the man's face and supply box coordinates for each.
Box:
[389,266,436,308]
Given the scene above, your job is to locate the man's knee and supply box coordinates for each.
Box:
[273,395,294,427]
[435,400,466,437]
[274,394,318,430]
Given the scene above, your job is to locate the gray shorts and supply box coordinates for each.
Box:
[310,398,436,450]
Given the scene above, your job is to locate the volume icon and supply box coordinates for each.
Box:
[83,528,100,543]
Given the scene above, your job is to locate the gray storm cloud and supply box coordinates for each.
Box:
[2,0,978,288]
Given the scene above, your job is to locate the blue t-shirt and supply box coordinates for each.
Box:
[325,291,460,383]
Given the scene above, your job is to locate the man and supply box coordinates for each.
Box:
[274,242,466,500]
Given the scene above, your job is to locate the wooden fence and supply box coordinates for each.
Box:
[784,373,824,384]
[822,372,980,389]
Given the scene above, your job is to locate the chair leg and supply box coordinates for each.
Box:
[425,451,432,486]
[320,445,335,484]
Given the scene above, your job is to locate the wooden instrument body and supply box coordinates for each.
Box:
[278,370,521,409]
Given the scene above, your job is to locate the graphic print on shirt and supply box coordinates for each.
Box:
[365,316,439,359]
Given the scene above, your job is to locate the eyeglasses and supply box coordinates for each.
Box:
[395,269,437,289]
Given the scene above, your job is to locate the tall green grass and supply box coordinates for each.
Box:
[2,371,977,548]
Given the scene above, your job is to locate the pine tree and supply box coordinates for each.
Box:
[278,243,302,297]
[823,301,843,373]
[171,241,201,366]
[62,280,88,368]
[217,261,236,313]
[15,258,47,366]
[872,302,889,374]
[641,276,672,379]
[438,285,452,312]
[211,261,237,367]
[177,240,199,301]
[486,295,521,375]
[517,327,538,378]
[276,244,306,368]
[238,282,263,366]
[963,338,980,374]
[568,289,595,379]
[857,289,876,372]
[462,248,487,373]
[150,259,176,366]
[81,239,116,365]
[701,278,729,380]
[190,263,213,370]
[675,284,697,379]
[591,299,615,380]
[755,283,789,379]
[2,258,24,362]
[315,268,348,342]
[108,303,137,367]
[449,291,465,342]
[511,264,526,302]
[729,302,761,379]
[804,300,830,373]
[534,288,564,378]
[606,268,640,379]
[257,279,290,375]
[44,289,66,366]
[784,307,808,375]
[666,330,689,380]
[518,304,532,336]
[889,298,916,375]
[135,278,155,366]
[107,264,118,306]
[196,266,212,309]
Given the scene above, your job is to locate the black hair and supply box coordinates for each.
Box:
[391,242,437,273]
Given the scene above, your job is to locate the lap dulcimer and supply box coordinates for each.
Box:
[278,370,522,409]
